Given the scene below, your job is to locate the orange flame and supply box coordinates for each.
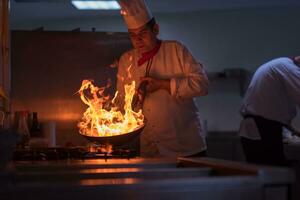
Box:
[78,67,144,137]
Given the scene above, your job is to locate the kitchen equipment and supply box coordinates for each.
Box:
[80,123,145,147]
[0,111,12,130]
[12,111,30,148]
[30,112,42,137]
[5,158,294,200]
[0,111,5,128]
[43,121,56,147]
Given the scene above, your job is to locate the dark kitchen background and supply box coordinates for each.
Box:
[1,1,300,199]
[6,0,300,156]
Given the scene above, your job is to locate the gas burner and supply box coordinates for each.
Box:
[13,147,88,161]
[112,148,138,158]
[12,146,138,161]
[85,144,138,160]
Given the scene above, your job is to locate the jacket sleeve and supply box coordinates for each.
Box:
[283,64,300,107]
[170,43,209,99]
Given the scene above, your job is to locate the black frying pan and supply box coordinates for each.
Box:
[79,123,145,147]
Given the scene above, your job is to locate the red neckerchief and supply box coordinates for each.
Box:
[138,40,162,66]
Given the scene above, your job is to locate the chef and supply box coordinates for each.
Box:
[115,0,209,158]
[239,56,300,166]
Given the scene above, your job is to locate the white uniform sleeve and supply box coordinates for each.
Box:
[170,43,209,99]
[284,65,300,107]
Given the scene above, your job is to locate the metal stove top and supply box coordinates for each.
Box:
[12,146,138,161]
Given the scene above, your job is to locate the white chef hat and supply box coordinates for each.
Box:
[118,0,153,29]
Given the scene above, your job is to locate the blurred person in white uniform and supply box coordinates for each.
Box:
[115,0,209,158]
[239,56,300,166]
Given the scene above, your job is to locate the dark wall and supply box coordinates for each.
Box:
[11,30,131,145]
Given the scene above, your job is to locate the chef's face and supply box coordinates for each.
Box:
[128,21,159,53]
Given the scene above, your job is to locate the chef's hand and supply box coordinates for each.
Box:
[140,77,170,93]
[285,125,300,137]
[292,128,300,137]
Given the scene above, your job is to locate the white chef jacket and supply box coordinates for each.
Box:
[239,57,300,140]
[116,40,209,157]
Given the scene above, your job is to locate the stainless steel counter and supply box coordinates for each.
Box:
[0,157,295,200]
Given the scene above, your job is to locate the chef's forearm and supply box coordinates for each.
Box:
[285,125,300,136]
[161,79,171,93]
[170,75,209,99]
[291,128,300,137]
